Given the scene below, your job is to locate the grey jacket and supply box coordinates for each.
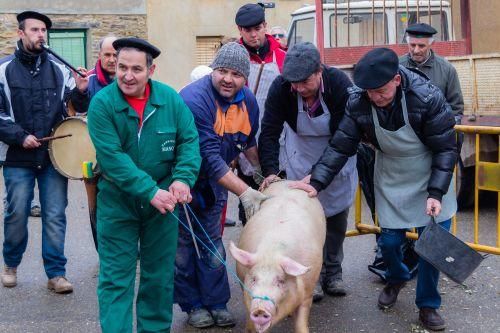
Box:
[400,50,464,120]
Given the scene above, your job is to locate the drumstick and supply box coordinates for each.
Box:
[36,134,73,142]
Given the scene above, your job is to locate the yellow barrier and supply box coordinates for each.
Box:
[346,124,500,256]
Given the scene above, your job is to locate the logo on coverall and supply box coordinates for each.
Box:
[161,139,175,152]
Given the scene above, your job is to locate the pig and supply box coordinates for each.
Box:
[229,180,326,333]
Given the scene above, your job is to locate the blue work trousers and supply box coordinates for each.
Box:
[174,200,230,313]
[3,165,68,278]
[379,219,451,309]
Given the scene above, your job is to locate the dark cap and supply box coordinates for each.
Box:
[17,11,52,29]
[112,37,161,59]
[353,48,399,90]
[406,23,437,38]
[235,3,265,27]
[282,42,321,83]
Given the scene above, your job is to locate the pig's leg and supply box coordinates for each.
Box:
[246,315,256,333]
[293,299,312,333]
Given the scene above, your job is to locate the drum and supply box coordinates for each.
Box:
[48,117,97,180]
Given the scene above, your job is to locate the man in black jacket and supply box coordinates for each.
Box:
[292,48,457,331]
[259,42,358,302]
[0,11,89,293]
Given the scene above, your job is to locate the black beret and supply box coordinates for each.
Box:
[353,48,399,90]
[112,37,161,59]
[235,3,265,27]
[406,23,437,38]
[17,11,52,29]
[282,42,321,82]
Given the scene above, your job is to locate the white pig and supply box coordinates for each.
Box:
[229,180,326,333]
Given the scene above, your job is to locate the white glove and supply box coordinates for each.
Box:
[239,187,268,220]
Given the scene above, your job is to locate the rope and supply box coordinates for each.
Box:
[169,205,275,305]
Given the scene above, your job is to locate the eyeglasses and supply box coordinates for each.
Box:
[272,33,285,38]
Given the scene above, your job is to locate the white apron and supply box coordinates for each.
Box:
[372,92,457,229]
[285,93,358,217]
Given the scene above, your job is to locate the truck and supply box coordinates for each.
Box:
[286,0,500,207]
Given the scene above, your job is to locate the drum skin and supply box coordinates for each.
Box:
[49,117,97,180]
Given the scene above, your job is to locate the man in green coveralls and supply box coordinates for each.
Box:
[87,37,201,333]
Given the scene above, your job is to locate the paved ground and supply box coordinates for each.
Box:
[0,179,499,332]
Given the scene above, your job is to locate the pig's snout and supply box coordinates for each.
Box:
[251,308,272,332]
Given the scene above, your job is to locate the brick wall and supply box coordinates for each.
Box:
[0,13,147,68]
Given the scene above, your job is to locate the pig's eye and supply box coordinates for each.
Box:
[276,278,285,287]
[249,276,257,285]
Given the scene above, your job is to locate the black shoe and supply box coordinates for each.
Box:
[312,281,324,302]
[378,282,406,309]
[324,278,347,296]
[30,204,41,217]
[419,308,446,331]
[225,218,237,227]
[210,308,236,327]
[188,308,214,328]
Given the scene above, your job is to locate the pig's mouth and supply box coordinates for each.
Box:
[251,308,273,333]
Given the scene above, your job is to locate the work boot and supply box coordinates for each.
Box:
[188,308,214,328]
[378,282,406,309]
[312,281,324,302]
[225,218,237,227]
[30,204,41,217]
[47,276,73,294]
[419,307,446,331]
[324,278,347,296]
[210,308,236,327]
[1,266,17,288]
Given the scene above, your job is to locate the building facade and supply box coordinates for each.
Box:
[0,0,147,70]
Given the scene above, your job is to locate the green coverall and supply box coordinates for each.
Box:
[87,80,201,333]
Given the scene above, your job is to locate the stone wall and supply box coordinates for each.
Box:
[0,13,147,68]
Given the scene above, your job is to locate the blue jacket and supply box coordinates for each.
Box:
[180,75,259,204]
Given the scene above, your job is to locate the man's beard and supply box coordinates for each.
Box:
[25,40,44,54]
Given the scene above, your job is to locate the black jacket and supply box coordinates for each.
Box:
[258,65,352,176]
[0,41,88,168]
[310,66,457,201]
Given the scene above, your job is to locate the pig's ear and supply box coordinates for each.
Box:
[229,241,257,268]
[280,256,311,277]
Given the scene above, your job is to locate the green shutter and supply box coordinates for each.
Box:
[48,30,86,68]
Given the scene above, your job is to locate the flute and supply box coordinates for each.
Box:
[41,44,85,77]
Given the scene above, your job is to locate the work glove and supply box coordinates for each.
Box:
[239,187,268,221]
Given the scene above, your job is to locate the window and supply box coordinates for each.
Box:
[396,10,449,42]
[330,13,387,47]
[288,18,315,48]
[196,36,223,66]
[48,30,87,68]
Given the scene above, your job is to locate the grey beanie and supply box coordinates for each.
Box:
[282,42,321,82]
[210,42,250,79]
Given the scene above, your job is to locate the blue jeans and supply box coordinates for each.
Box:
[3,165,68,278]
[174,195,230,313]
[379,219,452,309]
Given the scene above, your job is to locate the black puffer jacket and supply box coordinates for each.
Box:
[310,66,457,201]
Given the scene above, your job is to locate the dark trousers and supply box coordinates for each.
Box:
[320,209,349,282]
[379,219,452,309]
[174,201,230,312]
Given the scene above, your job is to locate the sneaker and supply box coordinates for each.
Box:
[324,278,347,296]
[312,281,324,302]
[30,204,41,217]
[188,308,214,328]
[210,308,236,327]
[47,276,73,294]
[378,282,406,309]
[1,266,17,287]
[419,307,446,331]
